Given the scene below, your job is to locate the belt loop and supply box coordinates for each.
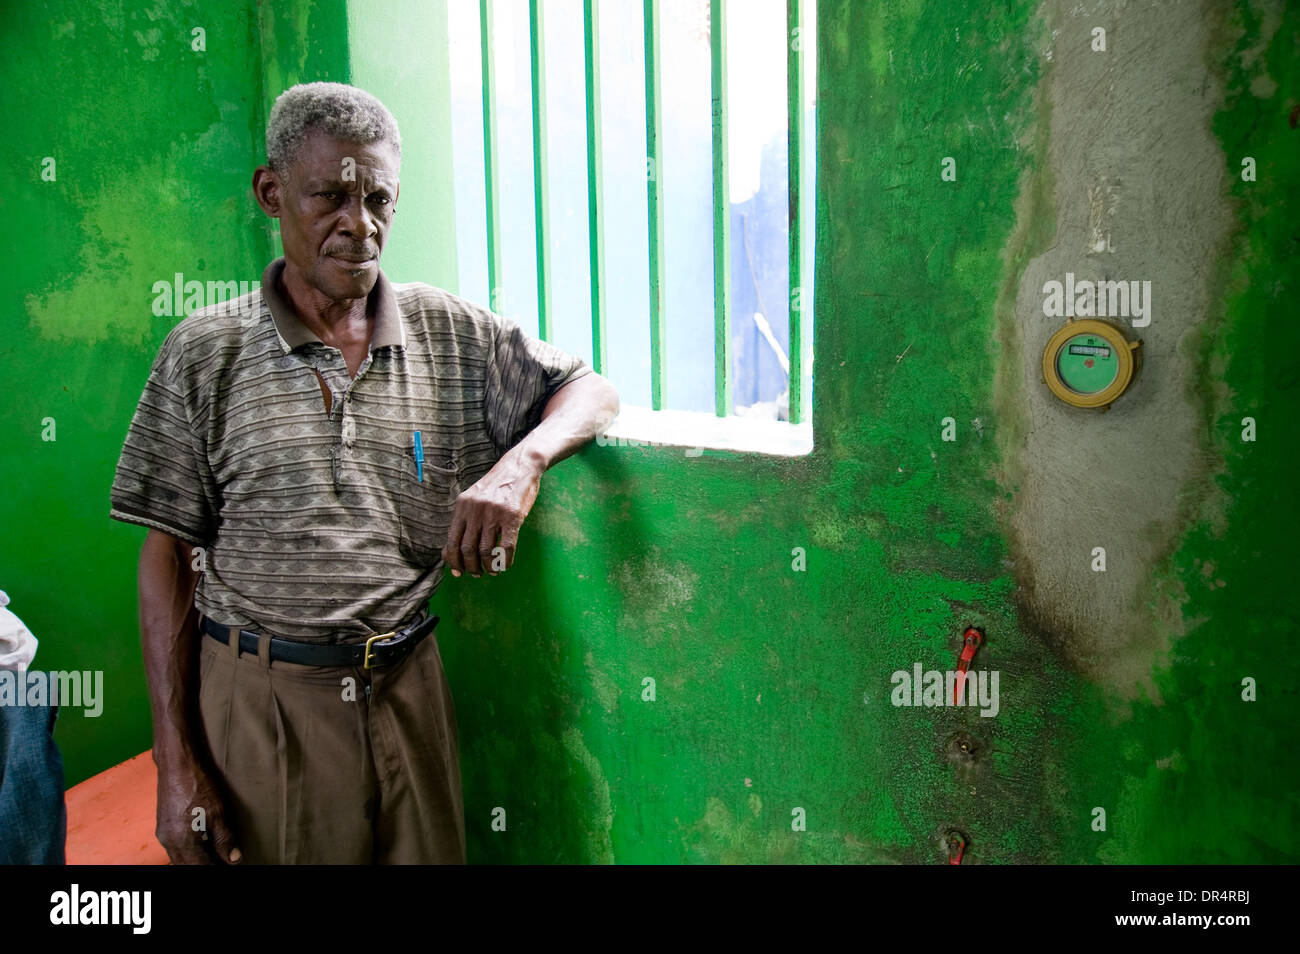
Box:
[228,624,242,659]
[257,633,273,669]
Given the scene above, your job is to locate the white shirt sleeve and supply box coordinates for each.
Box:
[0,590,38,672]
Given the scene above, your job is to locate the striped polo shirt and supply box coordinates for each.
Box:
[110,257,590,643]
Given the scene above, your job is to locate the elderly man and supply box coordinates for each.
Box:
[110,82,619,864]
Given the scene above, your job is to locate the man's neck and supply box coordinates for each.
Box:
[279,264,374,345]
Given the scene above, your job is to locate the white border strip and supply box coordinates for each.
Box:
[598,405,814,457]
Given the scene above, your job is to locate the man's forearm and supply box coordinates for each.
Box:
[509,371,620,474]
[138,531,204,768]
[441,371,618,577]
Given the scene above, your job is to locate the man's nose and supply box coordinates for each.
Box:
[338,194,377,240]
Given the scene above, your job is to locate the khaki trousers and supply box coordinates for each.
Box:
[196,618,466,864]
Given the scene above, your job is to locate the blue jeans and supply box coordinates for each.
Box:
[0,701,67,864]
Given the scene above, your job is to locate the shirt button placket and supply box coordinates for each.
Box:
[342,357,365,450]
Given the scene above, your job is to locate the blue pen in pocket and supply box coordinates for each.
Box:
[413,430,424,482]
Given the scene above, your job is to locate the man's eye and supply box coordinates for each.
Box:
[317,192,339,200]
[369,195,391,206]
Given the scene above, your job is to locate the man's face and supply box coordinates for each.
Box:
[257,129,400,302]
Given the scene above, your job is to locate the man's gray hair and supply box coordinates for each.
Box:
[266,82,401,173]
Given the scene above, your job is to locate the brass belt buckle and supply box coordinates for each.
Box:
[363,630,398,669]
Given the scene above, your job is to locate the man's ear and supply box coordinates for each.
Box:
[252,165,283,218]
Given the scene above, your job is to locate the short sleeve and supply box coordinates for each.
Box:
[483,314,592,455]
[109,328,218,548]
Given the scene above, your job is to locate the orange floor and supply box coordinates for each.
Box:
[64,749,169,864]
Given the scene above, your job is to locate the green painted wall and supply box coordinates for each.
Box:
[346,0,459,291]
[2,0,350,787]
[431,0,1299,864]
[3,0,1294,864]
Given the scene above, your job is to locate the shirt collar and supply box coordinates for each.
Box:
[260,257,406,354]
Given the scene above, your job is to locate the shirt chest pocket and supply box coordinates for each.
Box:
[394,446,460,567]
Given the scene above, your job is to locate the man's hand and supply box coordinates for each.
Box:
[155,758,242,865]
[441,371,618,578]
[442,449,542,577]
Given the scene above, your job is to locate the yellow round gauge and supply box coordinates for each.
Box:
[1042,318,1142,409]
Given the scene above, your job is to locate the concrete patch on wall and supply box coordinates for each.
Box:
[25,113,266,348]
[997,0,1234,696]
[687,795,897,864]
[560,727,615,863]
[583,649,621,715]
[527,488,590,549]
[614,549,699,623]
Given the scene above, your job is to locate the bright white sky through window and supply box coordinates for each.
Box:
[447,0,816,420]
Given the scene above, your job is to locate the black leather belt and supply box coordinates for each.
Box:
[200,611,439,669]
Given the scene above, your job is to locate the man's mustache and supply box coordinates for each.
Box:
[325,246,377,260]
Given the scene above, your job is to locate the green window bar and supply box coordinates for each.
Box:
[710,0,731,417]
[584,0,608,375]
[787,0,805,425]
[529,0,553,342]
[643,0,666,410]
[479,0,502,312]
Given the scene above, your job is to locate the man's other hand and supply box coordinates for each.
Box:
[441,450,543,577]
[155,759,242,865]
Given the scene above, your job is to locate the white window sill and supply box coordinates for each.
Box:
[596,405,813,458]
